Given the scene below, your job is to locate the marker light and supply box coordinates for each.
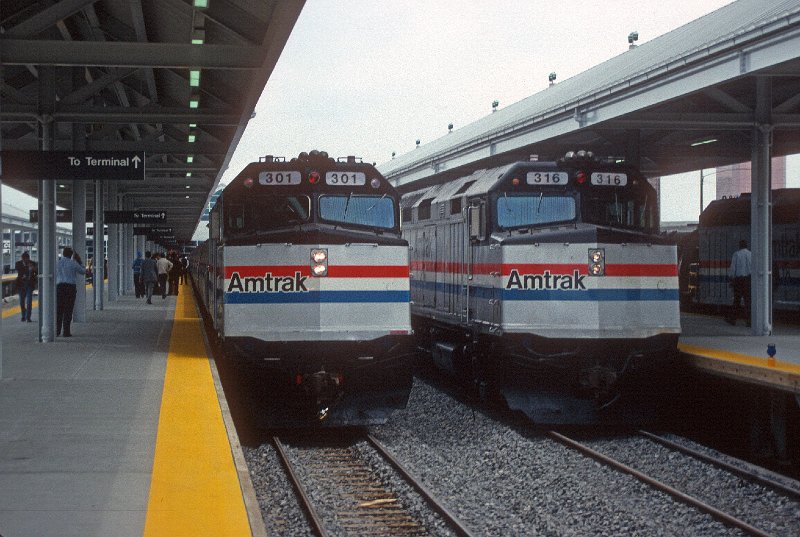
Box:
[588,248,605,276]
[311,248,328,277]
[575,171,587,184]
[370,177,381,188]
[309,171,320,184]
[243,177,254,188]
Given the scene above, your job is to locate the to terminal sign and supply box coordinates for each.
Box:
[2,150,145,181]
[105,210,167,223]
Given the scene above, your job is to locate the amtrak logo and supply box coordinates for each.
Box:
[506,269,587,290]
[227,271,309,293]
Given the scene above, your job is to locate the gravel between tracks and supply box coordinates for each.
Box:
[244,377,798,536]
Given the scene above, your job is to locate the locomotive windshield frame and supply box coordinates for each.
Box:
[487,162,659,235]
[215,155,402,241]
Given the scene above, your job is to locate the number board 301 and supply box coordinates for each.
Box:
[258,171,301,185]
[526,171,567,185]
[591,172,628,186]
[326,171,366,185]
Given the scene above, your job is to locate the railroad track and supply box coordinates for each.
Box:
[548,430,800,537]
[272,432,475,537]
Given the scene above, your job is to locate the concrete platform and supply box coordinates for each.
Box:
[679,311,800,393]
[0,285,261,537]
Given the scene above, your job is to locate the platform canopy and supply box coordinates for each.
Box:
[0,0,305,243]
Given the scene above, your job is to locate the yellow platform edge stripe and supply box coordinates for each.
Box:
[143,287,252,537]
[678,342,800,374]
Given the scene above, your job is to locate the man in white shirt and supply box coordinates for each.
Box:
[155,252,173,300]
[725,239,752,326]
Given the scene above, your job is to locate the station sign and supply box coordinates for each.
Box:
[105,210,167,224]
[2,151,145,181]
[29,209,94,223]
[134,226,173,235]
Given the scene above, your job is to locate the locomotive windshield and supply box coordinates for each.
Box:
[497,194,576,229]
[581,189,657,231]
[319,194,396,229]
[225,195,310,234]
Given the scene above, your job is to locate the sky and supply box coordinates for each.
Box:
[3,0,798,231]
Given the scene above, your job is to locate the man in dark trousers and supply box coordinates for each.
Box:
[726,239,752,326]
[15,251,38,322]
[56,247,86,337]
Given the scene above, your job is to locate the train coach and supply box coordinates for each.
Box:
[191,151,413,426]
[683,188,800,312]
[401,151,681,424]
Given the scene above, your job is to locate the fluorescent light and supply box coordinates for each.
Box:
[189,123,197,128]
[186,172,192,177]
[188,134,196,143]
[190,70,200,87]
[690,138,718,147]
[189,98,199,109]
[187,156,194,163]
[194,0,209,8]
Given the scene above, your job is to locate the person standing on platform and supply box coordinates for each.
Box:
[179,254,189,284]
[56,247,86,337]
[15,251,38,322]
[726,239,752,327]
[140,251,158,304]
[167,250,181,296]
[155,252,173,300]
[132,251,145,298]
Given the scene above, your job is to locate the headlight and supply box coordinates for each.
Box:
[311,248,328,277]
[588,248,605,276]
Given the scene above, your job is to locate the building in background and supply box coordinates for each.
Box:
[715,156,786,199]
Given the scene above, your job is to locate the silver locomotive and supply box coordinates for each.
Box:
[401,152,681,423]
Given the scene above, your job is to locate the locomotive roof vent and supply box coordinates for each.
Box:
[338,155,362,164]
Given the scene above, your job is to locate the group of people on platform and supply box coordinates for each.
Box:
[12,247,188,337]
[131,250,188,304]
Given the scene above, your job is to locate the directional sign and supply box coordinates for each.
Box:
[105,210,167,224]
[2,150,145,181]
[29,209,94,223]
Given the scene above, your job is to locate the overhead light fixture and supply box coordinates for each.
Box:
[193,0,209,8]
[186,185,191,189]
[187,156,194,163]
[189,98,199,109]
[189,123,197,128]
[188,134,196,143]
[690,138,718,147]
[186,172,192,177]
[190,70,201,87]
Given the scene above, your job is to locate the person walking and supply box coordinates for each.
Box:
[15,251,38,322]
[132,251,145,298]
[726,239,752,326]
[155,252,173,300]
[140,251,158,304]
[56,247,86,337]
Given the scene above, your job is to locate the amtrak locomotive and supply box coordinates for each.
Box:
[192,151,413,426]
[401,152,681,424]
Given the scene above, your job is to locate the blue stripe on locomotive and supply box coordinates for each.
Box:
[411,280,678,301]
[225,290,410,304]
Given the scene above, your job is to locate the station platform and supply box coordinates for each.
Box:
[0,284,264,537]
[679,312,800,393]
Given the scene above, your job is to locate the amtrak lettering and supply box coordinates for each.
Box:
[506,269,587,290]
[227,271,309,293]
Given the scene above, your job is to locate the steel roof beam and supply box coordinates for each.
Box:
[4,0,100,38]
[1,40,264,69]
